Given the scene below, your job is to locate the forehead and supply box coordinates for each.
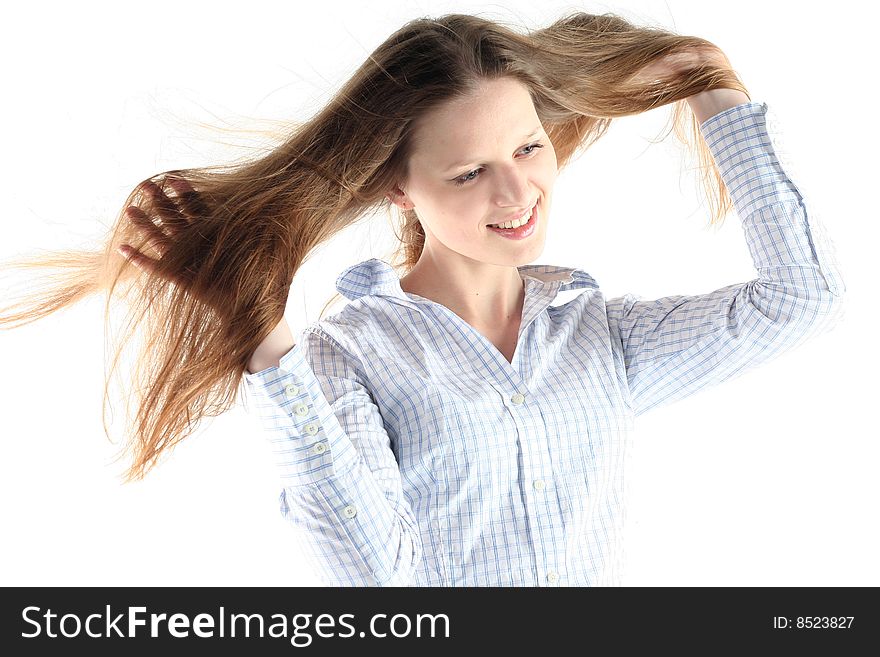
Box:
[411,78,538,151]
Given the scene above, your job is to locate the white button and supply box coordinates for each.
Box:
[342,505,357,519]
[304,423,319,436]
[533,479,546,491]
[510,393,525,405]
[546,571,559,584]
[284,383,300,396]
[312,442,327,454]
[293,403,308,416]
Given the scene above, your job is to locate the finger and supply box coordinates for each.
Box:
[166,178,207,223]
[163,174,210,221]
[118,244,159,274]
[137,179,188,230]
[124,205,170,256]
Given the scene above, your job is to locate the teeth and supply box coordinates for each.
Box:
[488,205,533,229]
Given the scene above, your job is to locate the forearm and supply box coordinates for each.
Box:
[698,100,845,301]
[687,88,751,125]
[241,331,423,585]
[246,316,295,374]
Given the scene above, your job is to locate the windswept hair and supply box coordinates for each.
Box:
[0,11,748,483]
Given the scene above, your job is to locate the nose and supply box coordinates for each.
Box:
[491,163,535,210]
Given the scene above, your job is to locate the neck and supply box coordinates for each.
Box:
[400,256,525,329]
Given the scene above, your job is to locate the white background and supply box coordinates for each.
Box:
[1,0,876,586]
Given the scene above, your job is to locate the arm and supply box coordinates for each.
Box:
[242,330,422,586]
[607,99,846,417]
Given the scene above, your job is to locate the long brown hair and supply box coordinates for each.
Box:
[0,11,748,483]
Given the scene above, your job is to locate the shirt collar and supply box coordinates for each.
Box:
[335,258,598,305]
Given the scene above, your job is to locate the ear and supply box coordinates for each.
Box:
[386,184,414,211]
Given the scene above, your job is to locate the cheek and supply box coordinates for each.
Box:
[438,199,482,234]
[422,201,481,243]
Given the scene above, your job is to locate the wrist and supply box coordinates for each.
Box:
[247,317,295,374]
[687,88,751,124]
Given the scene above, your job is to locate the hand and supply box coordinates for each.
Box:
[119,176,197,274]
[120,175,293,371]
[628,43,732,86]
[118,175,219,312]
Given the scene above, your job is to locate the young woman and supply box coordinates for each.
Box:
[0,12,845,586]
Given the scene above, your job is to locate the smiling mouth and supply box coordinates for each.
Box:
[487,202,537,229]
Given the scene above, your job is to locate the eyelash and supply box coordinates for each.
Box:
[452,142,545,187]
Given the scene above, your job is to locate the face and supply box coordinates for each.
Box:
[389,77,558,270]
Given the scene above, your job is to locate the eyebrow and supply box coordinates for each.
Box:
[442,126,544,172]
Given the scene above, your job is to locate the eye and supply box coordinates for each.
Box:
[452,142,545,187]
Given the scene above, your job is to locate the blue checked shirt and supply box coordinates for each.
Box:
[241,101,846,586]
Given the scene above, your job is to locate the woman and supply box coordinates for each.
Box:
[0,12,845,586]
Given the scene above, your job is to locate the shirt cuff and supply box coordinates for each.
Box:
[242,342,360,486]
[699,100,807,220]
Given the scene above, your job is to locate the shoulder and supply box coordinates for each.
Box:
[299,296,400,360]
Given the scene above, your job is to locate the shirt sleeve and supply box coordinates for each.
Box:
[606,100,847,418]
[240,328,422,586]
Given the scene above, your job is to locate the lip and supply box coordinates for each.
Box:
[487,201,538,240]
[488,202,536,227]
